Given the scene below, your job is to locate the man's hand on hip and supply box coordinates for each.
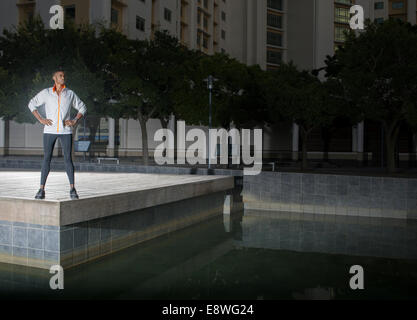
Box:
[64,119,78,127]
[40,118,53,126]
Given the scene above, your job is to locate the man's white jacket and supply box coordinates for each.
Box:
[28,85,87,134]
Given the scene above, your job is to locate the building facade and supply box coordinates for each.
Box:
[0,0,416,166]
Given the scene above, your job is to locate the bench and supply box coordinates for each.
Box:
[267,162,276,171]
[97,157,120,165]
[74,140,91,161]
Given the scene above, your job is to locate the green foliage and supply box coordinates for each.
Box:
[325,19,417,128]
[267,63,338,133]
[0,14,110,123]
[324,19,417,171]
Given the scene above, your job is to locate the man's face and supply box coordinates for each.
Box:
[53,71,65,86]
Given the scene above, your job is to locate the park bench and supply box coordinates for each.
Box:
[97,157,120,165]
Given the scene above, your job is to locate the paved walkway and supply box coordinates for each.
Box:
[0,171,229,201]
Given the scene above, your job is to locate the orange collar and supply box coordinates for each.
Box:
[53,84,66,92]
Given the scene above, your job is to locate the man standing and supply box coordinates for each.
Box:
[28,68,87,200]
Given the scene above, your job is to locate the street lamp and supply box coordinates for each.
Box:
[204,75,217,170]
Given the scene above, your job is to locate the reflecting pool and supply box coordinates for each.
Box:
[0,210,416,300]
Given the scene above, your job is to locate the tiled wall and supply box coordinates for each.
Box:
[0,222,60,269]
[239,211,417,260]
[0,191,226,269]
[243,172,417,219]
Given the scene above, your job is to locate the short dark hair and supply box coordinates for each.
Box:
[52,67,65,78]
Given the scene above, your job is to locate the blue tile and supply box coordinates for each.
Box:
[88,221,100,244]
[28,228,43,250]
[0,225,12,246]
[27,223,44,229]
[28,248,43,260]
[74,226,88,248]
[60,229,74,252]
[13,226,28,248]
[44,230,59,252]
[0,220,12,226]
[61,225,75,231]
[44,250,59,262]
[12,221,28,227]
[12,246,28,258]
[43,225,59,231]
[0,245,11,255]
[100,219,111,241]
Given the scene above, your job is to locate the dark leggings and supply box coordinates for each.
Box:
[41,133,74,186]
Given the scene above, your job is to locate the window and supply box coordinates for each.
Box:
[335,0,352,4]
[335,26,348,42]
[374,17,384,24]
[374,2,384,9]
[111,8,118,24]
[221,11,226,21]
[197,32,201,45]
[267,31,282,46]
[221,29,226,40]
[164,8,172,22]
[65,5,75,20]
[267,0,283,11]
[335,7,350,23]
[203,36,208,48]
[267,13,282,28]
[267,50,282,64]
[136,16,145,31]
[197,10,201,24]
[204,0,208,9]
[392,1,404,9]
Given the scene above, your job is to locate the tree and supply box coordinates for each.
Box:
[324,19,417,172]
[267,63,339,170]
[0,15,111,159]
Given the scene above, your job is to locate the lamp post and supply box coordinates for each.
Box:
[204,75,216,170]
[208,75,213,169]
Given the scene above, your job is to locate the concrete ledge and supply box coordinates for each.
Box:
[0,172,235,269]
[0,191,227,270]
[0,172,234,226]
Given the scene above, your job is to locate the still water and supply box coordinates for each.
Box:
[0,211,416,300]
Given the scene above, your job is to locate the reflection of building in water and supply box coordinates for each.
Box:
[237,211,417,260]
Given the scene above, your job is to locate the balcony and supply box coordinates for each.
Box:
[112,0,127,7]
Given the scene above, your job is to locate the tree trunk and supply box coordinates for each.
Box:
[88,116,100,158]
[138,113,149,166]
[322,127,330,163]
[160,118,169,130]
[301,128,309,171]
[384,121,401,173]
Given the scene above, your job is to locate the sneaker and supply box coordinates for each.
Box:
[70,188,79,200]
[35,188,45,199]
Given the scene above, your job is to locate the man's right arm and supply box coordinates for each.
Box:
[28,90,52,126]
[32,110,50,125]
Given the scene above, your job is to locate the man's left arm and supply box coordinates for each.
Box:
[69,92,87,126]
